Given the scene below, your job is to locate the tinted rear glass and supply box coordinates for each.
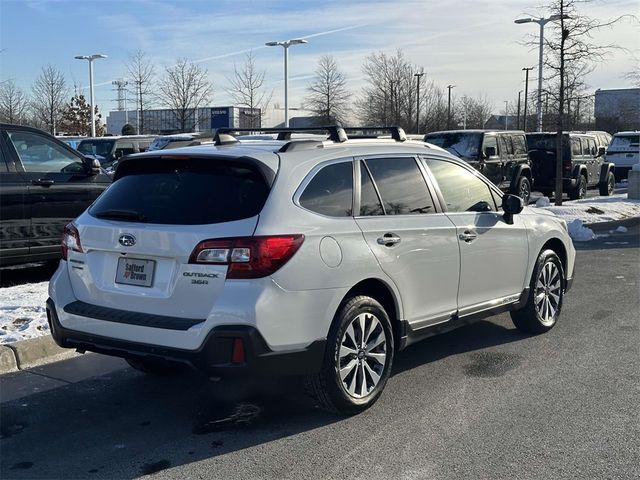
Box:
[299,162,353,217]
[90,158,269,225]
[78,140,115,158]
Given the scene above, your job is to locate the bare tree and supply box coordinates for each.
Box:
[126,50,155,134]
[305,55,350,125]
[355,49,421,131]
[157,59,212,132]
[456,94,494,129]
[535,0,631,205]
[0,80,28,124]
[421,80,448,132]
[31,64,67,134]
[623,55,640,87]
[226,51,272,128]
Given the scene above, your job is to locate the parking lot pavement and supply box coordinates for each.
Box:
[1,245,639,480]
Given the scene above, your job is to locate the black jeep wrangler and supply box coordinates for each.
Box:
[424,130,533,202]
[526,132,615,200]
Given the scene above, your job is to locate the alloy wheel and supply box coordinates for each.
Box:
[338,313,387,399]
[534,261,562,326]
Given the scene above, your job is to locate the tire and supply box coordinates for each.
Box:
[511,249,565,334]
[599,171,614,196]
[515,176,531,204]
[126,357,188,376]
[569,175,587,200]
[305,295,394,415]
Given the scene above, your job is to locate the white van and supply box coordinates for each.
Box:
[606,131,640,180]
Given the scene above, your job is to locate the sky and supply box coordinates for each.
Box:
[0,0,638,119]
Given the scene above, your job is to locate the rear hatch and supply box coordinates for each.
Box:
[66,154,273,319]
[606,135,640,167]
[527,134,570,184]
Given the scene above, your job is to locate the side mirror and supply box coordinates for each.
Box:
[84,156,102,175]
[597,146,606,157]
[484,146,497,158]
[502,194,524,224]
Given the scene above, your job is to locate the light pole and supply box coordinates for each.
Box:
[515,14,569,132]
[414,70,425,133]
[265,39,308,128]
[75,54,107,137]
[446,84,455,130]
[517,90,523,130]
[522,66,534,131]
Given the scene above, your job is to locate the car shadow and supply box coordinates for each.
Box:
[0,317,532,479]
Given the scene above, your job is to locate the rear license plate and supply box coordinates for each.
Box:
[115,257,155,287]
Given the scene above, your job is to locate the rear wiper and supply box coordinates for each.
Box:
[94,209,147,222]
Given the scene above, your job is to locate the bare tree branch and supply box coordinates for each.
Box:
[126,50,156,134]
[31,64,67,135]
[226,51,272,128]
[305,55,350,125]
[0,80,28,124]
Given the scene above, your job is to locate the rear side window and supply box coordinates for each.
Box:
[571,138,582,156]
[512,135,527,155]
[365,157,435,215]
[299,161,353,217]
[90,158,269,225]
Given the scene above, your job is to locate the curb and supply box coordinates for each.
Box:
[0,335,78,374]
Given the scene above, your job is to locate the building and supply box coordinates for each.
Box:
[106,106,261,135]
[594,88,640,133]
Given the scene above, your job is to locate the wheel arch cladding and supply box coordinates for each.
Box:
[342,278,401,348]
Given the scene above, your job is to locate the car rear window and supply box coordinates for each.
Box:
[89,158,270,225]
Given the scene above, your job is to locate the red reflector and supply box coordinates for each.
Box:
[231,338,245,364]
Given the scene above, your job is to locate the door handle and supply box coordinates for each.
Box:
[31,179,54,186]
[458,230,478,243]
[377,233,401,247]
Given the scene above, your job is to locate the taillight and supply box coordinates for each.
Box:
[189,235,304,279]
[62,223,83,260]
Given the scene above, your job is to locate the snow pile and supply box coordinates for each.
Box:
[0,282,49,344]
[536,193,640,224]
[567,219,595,242]
[536,196,551,207]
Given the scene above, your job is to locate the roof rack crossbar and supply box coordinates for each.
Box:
[214,126,347,144]
[341,126,407,142]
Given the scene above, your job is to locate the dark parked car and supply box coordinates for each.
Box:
[526,132,615,199]
[424,130,533,202]
[77,135,156,170]
[0,124,112,267]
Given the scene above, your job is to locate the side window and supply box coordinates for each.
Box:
[482,136,498,156]
[7,131,85,174]
[359,162,384,216]
[571,138,582,156]
[512,135,527,155]
[426,159,496,213]
[499,136,513,155]
[588,138,597,156]
[580,138,590,157]
[365,157,435,215]
[299,161,353,217]
[115,141,136,157]
[0,142,8,172]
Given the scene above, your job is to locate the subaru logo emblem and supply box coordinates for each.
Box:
[118,234,136,247]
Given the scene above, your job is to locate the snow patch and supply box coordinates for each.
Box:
[536,196,551,207]
[0,282,49,344]
[567,219,595,242]
[534,193,640,224]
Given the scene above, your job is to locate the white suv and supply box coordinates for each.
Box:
[47,126,575,414]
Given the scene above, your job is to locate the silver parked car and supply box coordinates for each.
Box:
[47,126,576,414]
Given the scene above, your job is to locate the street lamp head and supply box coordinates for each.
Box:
[288,39,307,45]
[265,41,280,47]
[548,14,570,21]
[514,17,534,24]
[75,54,107,61]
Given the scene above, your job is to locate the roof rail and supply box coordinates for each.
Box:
[342,126,407,142]
[214,126,347,145]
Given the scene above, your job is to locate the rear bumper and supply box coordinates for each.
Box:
[46,298,326,377]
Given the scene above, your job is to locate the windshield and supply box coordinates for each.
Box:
[78,140,116,159]
[609,135,640,152]
[423,132,482,159]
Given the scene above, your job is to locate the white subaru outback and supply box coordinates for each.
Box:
[47,126,575,414]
